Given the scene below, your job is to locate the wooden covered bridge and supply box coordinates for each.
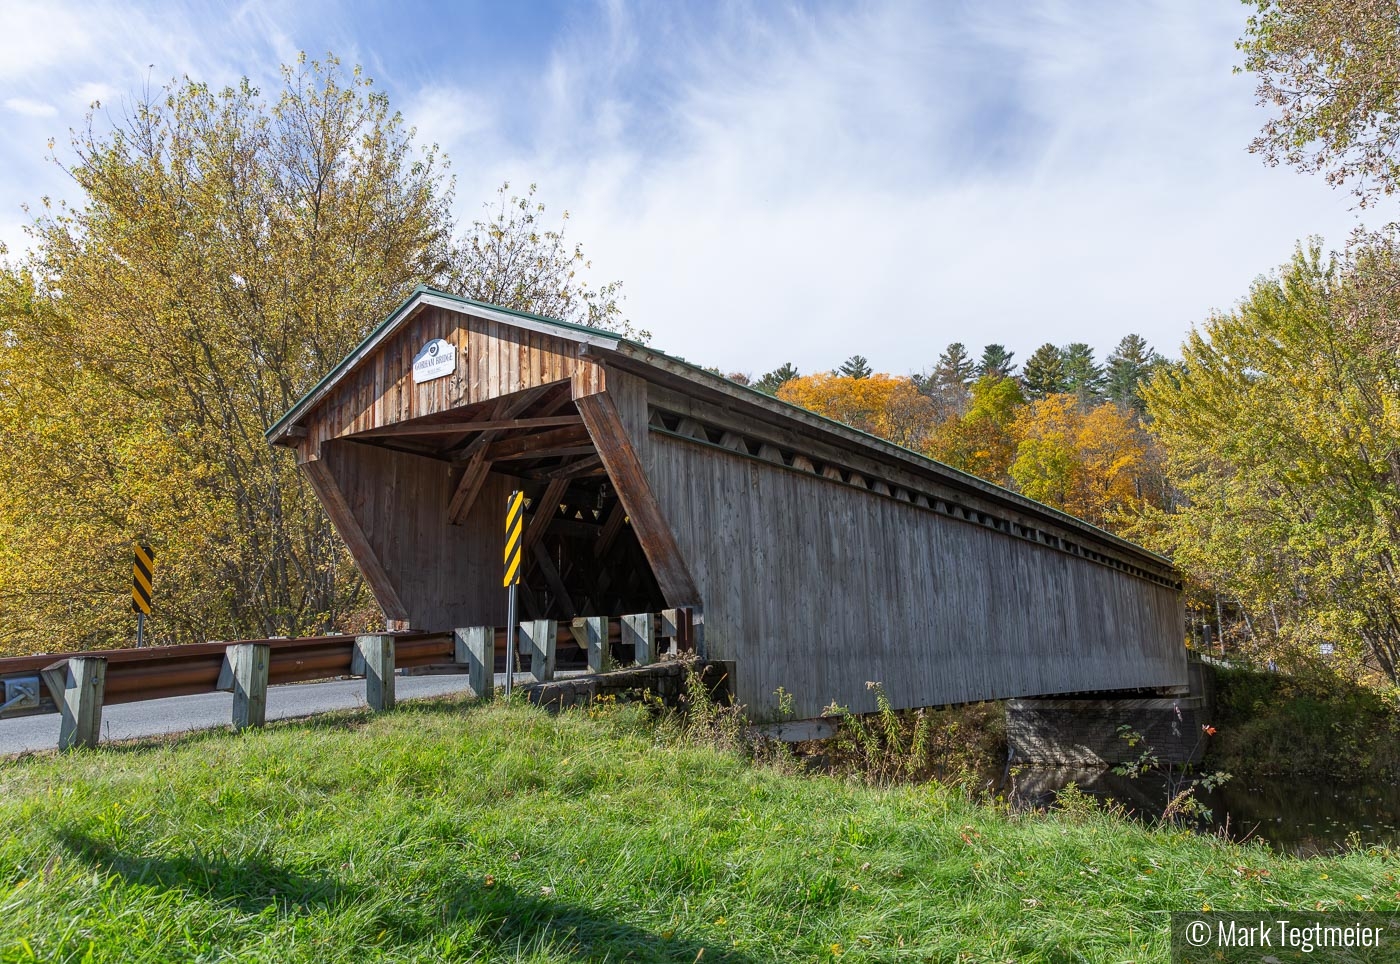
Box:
[267,286,1187,719]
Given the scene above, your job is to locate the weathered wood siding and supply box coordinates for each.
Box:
[606,369,1187,720]
[293,305,602,459]
[321,439,510,632]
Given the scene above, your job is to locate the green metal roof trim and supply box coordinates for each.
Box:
[266,285,1173,569]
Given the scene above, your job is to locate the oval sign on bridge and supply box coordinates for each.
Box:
[412,338,457,383]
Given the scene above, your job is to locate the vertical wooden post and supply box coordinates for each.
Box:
[583,616,610,673]
[522,619,557,683]
[229,643,269,731]
[455,626,495,699]
[622,613,655,666]
[660,608,685,656]
[58,657,106,750]
[355,634,396,711]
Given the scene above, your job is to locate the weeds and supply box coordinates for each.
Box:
[1112,723,1232,826]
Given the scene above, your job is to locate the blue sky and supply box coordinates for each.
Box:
[0,0,1373,376]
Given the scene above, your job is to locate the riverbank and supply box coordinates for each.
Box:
[0,696,1393,962]
[1205,663,1400,781]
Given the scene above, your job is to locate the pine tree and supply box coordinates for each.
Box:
[1021,343,1068,398]
[1106,334,1163,411]
[1062,342,1105,402]
[838,354,873,379]
[934,342,975,389]
[754,362,799,395]
[976,344,1017,380]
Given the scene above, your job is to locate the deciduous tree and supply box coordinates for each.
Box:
[777,373,937,449]
[1239,0,1400,204]
[1143,243,1400,683]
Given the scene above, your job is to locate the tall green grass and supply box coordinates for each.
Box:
[0,697,1393,962]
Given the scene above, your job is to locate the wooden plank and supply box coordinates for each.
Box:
[350,415,582,439]
[575,390,700,606]
[622,613,655,666]
[524,478,570,551]
[355,634,396,711]
[579,616,611,673]
[522,619,557,682]
[58,656,105,750]
[454,626,494,699]
[482,424,592,461]
[228,642,269,730]
[531,455,603,481]
[594,501,625,559]
[301,449,409,622]
[447,449,494,525]
[492,444,595,463]
[529,542,576,614]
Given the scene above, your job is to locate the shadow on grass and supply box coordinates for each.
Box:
[57,827,755,962]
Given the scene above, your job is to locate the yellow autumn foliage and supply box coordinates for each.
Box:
[776,373,938,450]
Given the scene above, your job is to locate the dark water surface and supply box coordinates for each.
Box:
[996,766,1400,855]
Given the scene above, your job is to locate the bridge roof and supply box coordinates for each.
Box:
[266,284,1174,571]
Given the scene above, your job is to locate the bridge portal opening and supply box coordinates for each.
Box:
[317,379,668,633]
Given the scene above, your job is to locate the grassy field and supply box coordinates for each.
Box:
[0,696,1394,963]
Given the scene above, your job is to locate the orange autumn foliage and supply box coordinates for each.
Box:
[776,373,938,450]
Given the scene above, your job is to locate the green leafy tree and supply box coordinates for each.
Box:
[0,55,626,655]
[838,355,873,379]
[928,375,1026,484]
[1021,343,1069,398]
[754,362,800,395]
[1142,242,1400,684]
[1063,343,1106,403]
[1238,0,1400,204]
[976,344,1017,380]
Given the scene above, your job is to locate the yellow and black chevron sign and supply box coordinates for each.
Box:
[503,490,524,588]
[132,544,155,615]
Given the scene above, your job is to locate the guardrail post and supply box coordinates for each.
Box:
[660,608,687,656]
[355,635,395,711]
[522,619,557,683]
[228,643,269,730]
[583,616,610,673]
[622,613,655,666]
[58,657,106,750]
[454,626,494,699]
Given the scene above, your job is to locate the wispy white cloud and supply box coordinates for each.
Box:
[404,0,1365,375]
[0,0,1370,376]
[4,98,58,118]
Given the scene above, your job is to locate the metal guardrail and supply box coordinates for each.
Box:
[0,609,694,747]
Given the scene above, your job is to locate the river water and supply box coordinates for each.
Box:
[995,767,1400,855]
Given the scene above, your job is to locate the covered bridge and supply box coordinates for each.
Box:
[268,286,1187,719]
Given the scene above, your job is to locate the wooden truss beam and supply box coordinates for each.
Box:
[301,447,409,624]
[482,424,592,461]
[575,390,700,606]
[351,415,582,439]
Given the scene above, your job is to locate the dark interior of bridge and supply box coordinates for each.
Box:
[342,380,667,622]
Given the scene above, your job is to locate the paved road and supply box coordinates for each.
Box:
[0,671,553,756]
